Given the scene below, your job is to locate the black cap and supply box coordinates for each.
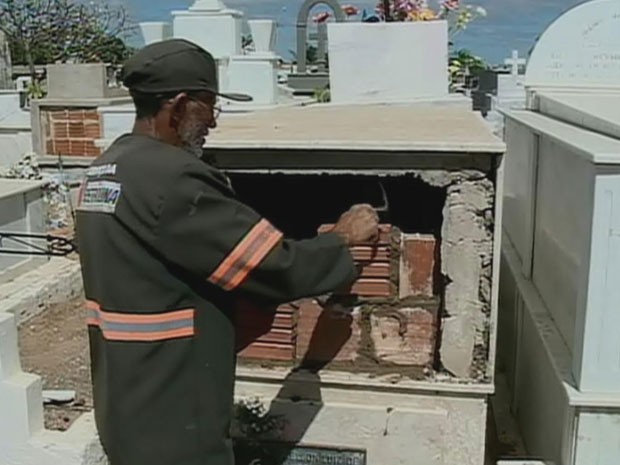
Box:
[121,38,252,102]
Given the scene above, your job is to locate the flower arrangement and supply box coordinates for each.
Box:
[313,0,486,37]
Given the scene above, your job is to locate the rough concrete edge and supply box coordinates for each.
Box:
[0,257,83,325]
[412,169,496,380]
[3,412,108,465]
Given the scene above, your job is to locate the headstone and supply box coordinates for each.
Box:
[0,30,13,90]
[140,21,172,46]
[499,2,620,463]
[525,0,620,93]
[505,50,526,78]
[227,19,279,104]
[172,0,243,60]
[327,21,449,104]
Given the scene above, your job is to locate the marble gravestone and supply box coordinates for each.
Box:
[499,0,620,464]
[525,0,620,95]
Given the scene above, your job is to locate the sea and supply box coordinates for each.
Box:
[122,0,587,65]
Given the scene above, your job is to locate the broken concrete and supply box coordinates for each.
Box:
[440,176,495,378]
[0,257,83,324]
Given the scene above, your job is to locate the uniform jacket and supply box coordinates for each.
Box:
[75,133,357,465]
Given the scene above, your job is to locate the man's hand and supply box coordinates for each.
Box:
[331,204,379,246]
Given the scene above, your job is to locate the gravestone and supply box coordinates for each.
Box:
[172,0,243,60]
[499,0,620,463]
[525,0,620,93]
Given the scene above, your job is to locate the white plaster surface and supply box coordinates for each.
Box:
[327,21,449,104]
[172,3,242,60]
[227,55,278,105]
[139,22,171,46]
[235,377,488,465]
[0,180,46,285]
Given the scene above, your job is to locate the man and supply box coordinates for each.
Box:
[75,39,379,465]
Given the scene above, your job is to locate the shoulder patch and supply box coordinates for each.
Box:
[77,180,122,214]
[86,164,117,177]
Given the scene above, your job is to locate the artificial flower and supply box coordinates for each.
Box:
[342,4,360,16]
[313,11,331,23]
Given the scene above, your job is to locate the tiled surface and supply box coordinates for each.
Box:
[43,108,102,157]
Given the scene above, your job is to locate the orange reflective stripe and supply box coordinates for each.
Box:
[85,301,195,342]
[101,327,195,342]
[208,219,283,291]
[226,227,283,290]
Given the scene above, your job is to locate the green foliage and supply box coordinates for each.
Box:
[0,0,133,79]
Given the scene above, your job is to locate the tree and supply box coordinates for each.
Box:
[0,0,132,82]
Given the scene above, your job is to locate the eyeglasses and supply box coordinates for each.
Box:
[187,95,221,120]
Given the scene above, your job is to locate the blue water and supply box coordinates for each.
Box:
[124,0,587,64]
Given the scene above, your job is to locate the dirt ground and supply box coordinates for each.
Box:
[16,295,526,461]
[18,296,92,431]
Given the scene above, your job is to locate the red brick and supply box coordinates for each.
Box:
[68,110,85,122]
[238,343,294,361]
[318,224,393,243]
[350,278,392,297]
[256,329,296,345]
[399,234,439,298]
[296,299,360,363]
[84,122,101,139]
[350,246,391,262]
[68,122,86,138]
[70,140,88,156]
[49,109,69,120]
[53,122,68,138]
[53,139,70,154]
[370,307,437,366]
[358,262,391,278]
[83,110,100,121]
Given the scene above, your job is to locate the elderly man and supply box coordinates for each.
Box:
[75,39,378,465]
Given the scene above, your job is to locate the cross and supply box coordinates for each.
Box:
[504,50,526,77]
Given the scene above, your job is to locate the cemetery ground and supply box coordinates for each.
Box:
[15,291,526,461]
[18,294,90,432]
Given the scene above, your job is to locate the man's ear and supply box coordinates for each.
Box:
[169,92,189,127]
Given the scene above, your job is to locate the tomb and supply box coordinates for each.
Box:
[204,102,505,464]
[0,180,46,284]
[499,1,620,463]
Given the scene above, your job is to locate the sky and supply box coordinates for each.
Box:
[122,0,587,64]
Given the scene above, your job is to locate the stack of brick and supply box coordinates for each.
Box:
[236,303,297,362]
[43,108,102,157]
[236,225,442,369]
[318,223,394,298]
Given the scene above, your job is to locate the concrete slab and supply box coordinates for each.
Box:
[535,92,620,141]
[206,103,506,153]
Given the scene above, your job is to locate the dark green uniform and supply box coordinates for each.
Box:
[75,133,357,465]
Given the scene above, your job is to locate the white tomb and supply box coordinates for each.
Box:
[499,1,620,464]
[0,180,46,284]
[227,20,279,105]
[171,0,243,60]
[327,21,450,104]
[139,22,172,46]
[0,91,33,166]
